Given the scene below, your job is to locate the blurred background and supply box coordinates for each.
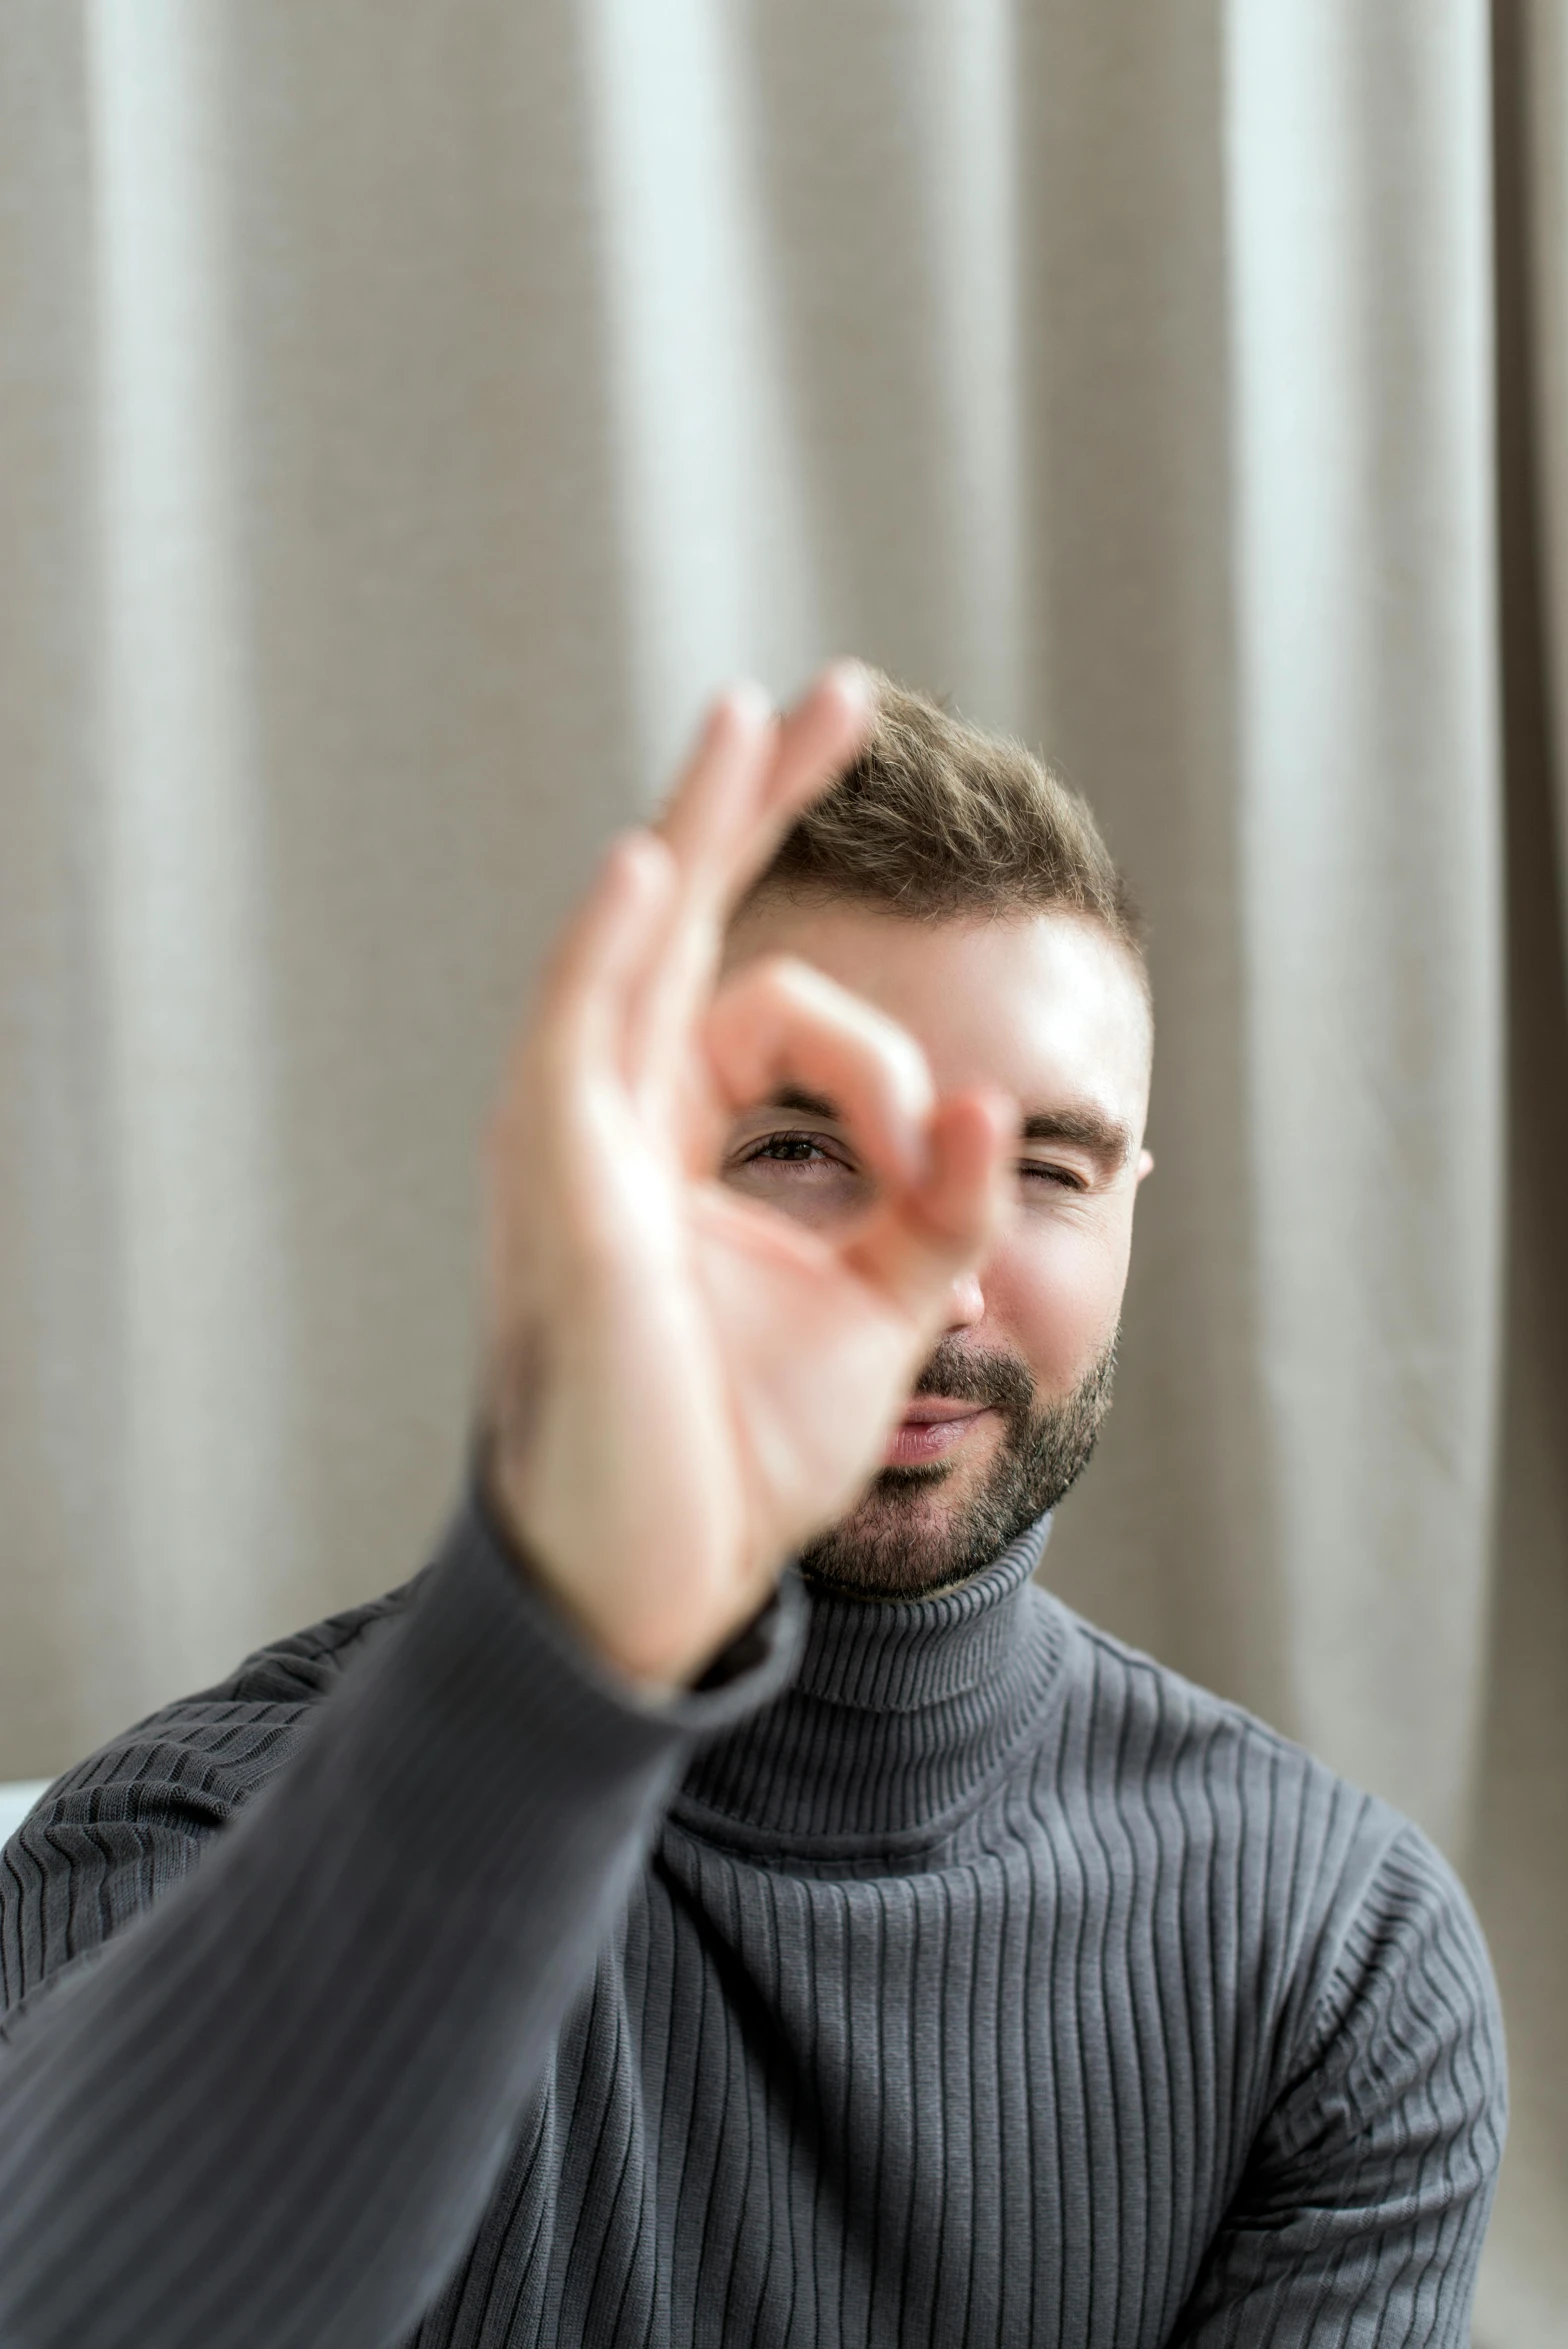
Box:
[1,1,1564,2335]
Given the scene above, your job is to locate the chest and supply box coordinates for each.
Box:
[405,1831,1272,2348]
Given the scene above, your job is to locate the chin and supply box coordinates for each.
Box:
[799,1463,997,1602]
[799,1361,1112,1603]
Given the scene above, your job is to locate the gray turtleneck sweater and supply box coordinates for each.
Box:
[0,1497,1504,2348]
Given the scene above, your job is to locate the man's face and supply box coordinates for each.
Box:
[719,898,1154,1599]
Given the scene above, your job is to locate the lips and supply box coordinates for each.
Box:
[882,1402,991,1467]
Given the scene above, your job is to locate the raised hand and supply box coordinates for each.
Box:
[480,667,1013,1691]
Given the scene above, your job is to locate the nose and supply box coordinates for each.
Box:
[944,1267,985,1331]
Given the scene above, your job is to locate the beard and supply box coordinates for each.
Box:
[798,1329,1118,1603]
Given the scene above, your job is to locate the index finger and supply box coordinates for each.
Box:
[657,661,875,921]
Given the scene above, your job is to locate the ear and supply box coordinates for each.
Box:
[1136,1148,1154,1183]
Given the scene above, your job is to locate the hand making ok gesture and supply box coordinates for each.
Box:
[481,666,1014,1691]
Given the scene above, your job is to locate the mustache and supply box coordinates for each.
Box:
[912,1337,1035,1419]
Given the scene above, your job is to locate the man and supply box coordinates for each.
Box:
[0,668,1504,2347]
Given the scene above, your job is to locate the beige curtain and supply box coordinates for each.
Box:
[0,2,1562,2334]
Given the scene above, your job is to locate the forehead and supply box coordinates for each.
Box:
[723,898,1153,1127]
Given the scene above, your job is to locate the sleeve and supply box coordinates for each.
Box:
[1169,1824,1507,2348]
[0,1491,804,2349]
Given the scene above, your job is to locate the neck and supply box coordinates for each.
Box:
[671,1513,1068,1867]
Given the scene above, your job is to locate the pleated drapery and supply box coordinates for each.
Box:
[1,3,1563,2336]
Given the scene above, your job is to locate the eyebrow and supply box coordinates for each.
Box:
[768,1087,841,1121]
[1019,1108,1135,1172]
[761,1089,1135,1173]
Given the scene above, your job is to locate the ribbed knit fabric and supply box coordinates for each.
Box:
[0,1498,1505,2348]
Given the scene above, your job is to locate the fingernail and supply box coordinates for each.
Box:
[826,659,874,712]
[725,679,774,731]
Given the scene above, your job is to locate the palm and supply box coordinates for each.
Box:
[635,1150,932,1575]
[694,1180,921,1545]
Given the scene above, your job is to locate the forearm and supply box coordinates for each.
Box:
[0,1494,801,2349]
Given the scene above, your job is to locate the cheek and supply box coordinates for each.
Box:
[982,1218,1129,1390]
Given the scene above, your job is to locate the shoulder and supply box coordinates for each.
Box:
[184,1569,432,1709]
[1038,1584,1377,1829]
[1,1573,428,2021]
[1030,1591,1500,2078]
[49,1569,430,1815]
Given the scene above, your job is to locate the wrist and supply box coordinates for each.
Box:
[467,1441,799,1710]
[471,1432,696,1698]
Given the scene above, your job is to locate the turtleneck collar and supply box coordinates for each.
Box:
[669,1513,1067,1866]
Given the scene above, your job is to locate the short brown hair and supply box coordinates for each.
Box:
[747,675,1147,989]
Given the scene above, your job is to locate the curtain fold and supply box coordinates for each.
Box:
[1468,5,1568,2336]
[1223,0,1502,1843]
[0,1,1562,2333]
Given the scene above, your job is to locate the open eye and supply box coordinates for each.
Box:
[723,1125,870,1224]
[745,1131,839,1167]
[725,1127,863,1186]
